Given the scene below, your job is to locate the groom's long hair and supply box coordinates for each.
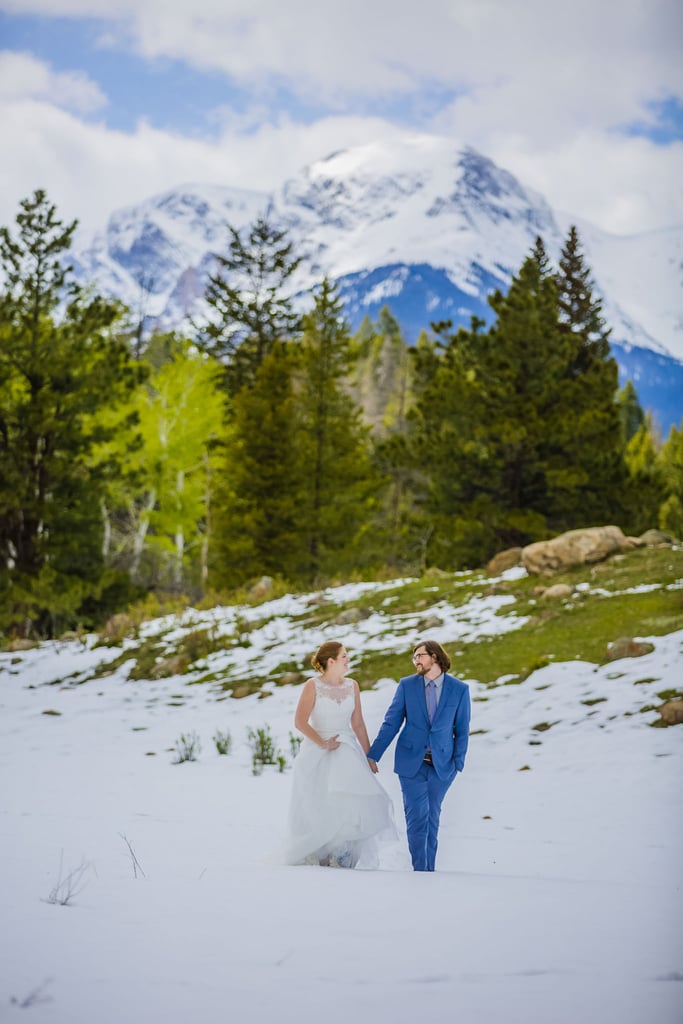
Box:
[413,639,451,672]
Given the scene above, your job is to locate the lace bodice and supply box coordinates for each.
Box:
[309,677,355,738]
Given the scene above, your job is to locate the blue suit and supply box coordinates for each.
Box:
[367,673,471,871]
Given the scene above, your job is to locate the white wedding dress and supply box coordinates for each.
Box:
[284,678,396,868]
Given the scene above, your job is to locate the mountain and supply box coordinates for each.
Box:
[70,134,683,433]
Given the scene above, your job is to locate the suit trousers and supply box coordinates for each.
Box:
[399,762,453,871]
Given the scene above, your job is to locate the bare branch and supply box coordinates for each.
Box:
[10,977,53,1008]
[118,832,146,879]
[43,850,90,906]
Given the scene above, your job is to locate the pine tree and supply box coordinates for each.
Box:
[551,225,627,523]
[556,225,611,366]
[616,379,645,443]
[199,216,301,395]
[409,242,575,567]
[296,279,382,582]
[403,318,496,568]
[0,191,144,635]
[210,342,309,587]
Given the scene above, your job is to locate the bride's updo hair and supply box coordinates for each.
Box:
[311,641,343,673]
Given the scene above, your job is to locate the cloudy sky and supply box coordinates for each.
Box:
[0,0,681,236]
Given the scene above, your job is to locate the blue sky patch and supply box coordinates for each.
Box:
[620,96,683,145]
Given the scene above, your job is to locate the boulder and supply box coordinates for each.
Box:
[417,615,444,631]
[657,700,683,726]
[101,613,136,643]
[540,583,573,601]
[522,526,640,575]
[248,575,274,600]
[279,671,304,686]
[7,638,36,652]
[486,547,523,574]
[333,607,371,625]
[150,654,189,678]
[604,637,655,662]
[639,529,676,546]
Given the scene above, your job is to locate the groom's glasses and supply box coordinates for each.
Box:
[412,652,430,662]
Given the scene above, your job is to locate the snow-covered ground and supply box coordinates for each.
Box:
[1,603,682,1023]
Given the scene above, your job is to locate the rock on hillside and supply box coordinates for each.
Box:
[521,526,643,575]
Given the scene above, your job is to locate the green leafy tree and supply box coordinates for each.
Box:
[102,335,226,594]
[657,421,683,537]
[0,190,144,636]
[199,216,302,395]
[351,307,413,438]
[623,417,665,534]
[350,308,419,567]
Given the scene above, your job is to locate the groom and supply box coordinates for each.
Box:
[367,640,470,872]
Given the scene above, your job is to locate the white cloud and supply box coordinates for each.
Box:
[486,132,683,237]
[3,0,681,107]
[0,50,107,113]
[0,0,681,234]
[0,96,404,233]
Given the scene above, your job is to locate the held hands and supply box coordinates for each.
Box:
[367,758,379,774]
[322,735,340,750]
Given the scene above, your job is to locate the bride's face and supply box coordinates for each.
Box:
[331,647,350,671]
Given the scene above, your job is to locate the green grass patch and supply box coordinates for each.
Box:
[657,689,683,702]
[354,647,414,688]
[453,585,682,684]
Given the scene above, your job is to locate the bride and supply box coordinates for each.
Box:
[284,641,395,868]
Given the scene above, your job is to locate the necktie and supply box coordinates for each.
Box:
[427,680,437,723]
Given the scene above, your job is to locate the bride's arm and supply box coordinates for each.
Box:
[350,681,371,754]
[294,679,339,750]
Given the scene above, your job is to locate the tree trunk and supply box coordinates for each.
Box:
[131,489,156,579]
[174,470,184,591]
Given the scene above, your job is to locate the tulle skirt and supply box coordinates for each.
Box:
[284,732,396,868]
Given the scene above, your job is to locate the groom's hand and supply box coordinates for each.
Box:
[367,758,378,774]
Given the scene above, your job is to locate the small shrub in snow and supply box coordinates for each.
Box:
[289,731,302,759]
[182,628,222,663]
[173,731,201,763]
[247,724,285,775]
[213,728,232,755]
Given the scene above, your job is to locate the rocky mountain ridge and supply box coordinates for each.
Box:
[69,134,683,430]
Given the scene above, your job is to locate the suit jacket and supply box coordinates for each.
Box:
[367,672,471,783]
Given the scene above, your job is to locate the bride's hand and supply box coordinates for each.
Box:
[323,735,340,750]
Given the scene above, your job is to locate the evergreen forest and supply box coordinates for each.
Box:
[1,191,682,639]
